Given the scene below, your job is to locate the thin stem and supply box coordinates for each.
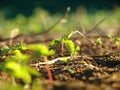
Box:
[43,56,53,84]
[11,76,16,86]
[86,18,105,35]
[40,7,70,34]
[61,42,64,56]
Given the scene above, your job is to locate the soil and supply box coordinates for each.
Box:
[0,33,120,90]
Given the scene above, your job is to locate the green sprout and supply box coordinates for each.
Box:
[12,42,27,50]
[28,44,55,84]
[108,35,120,46]
[49,39,60,49]
[49,31,80,56]
[1,42,40,85]
[95,37,102,47]
[61,57,69,63]
[61,31,73,42]
[1,45,10,56]
[1,42,27,57]
[4,61,40,84]
[28,44,55,58]
[66,68,75,74]
[64,40,80,56]
[49,31,73,50]
[12,50,30,63]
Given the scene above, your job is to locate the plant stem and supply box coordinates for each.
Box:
[61,42,64,56]
[11,76,16,86]
[43,56,53,84]
[41,7,70,34]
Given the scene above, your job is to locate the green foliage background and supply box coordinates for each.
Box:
[0,0,120,37]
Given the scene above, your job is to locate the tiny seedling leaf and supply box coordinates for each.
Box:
[4,61,31,84]
[61,31,73,41]
[61,57,69,63]
[49,39,60,48]
[95,38,102,46]
[64,40,75,55]
[12,42,27,50]
[1,46,10,56]
[13,50,30,62]
[75,46,80,51]
[28,44,55,57]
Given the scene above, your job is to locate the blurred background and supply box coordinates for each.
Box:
[0,0,120,38]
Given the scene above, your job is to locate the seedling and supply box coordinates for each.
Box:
[49,31,80,56]
[1,42,27,57]
[108,35,120,46]
[64,40,80,57]
[1,45,10,56]
[0,42,40,86]
[28,44,55,84]
[66,68,75,74]
[4,60,40,84]
[95,37,102,47]
[12,42,27,50]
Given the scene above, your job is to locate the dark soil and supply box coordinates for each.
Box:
[0,33,120,90]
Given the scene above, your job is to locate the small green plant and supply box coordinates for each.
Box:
[28,44,55,58]
[0,42,40,85]
[1,45,10,56]
[12,42,27,50]
[28,44,55,84]
[95,37,102,47]
[49,39,60,49]
[66,68,75,74]
[49,31,80,56]
[1,42,27,57]
[64,40,80,56]
[108,35,120,46]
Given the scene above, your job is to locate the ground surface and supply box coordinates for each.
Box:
[0,33,120,90]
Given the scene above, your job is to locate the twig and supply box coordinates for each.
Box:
[30,55,92,66]
[86,18,105,35]
[40,7,71,34]
[72,30,96,45]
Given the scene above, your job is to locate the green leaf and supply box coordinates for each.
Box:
[5,61,31,84]
[95,38,102,46]
[28,44,55,57]
[13,50,30,62]
[61,31,73,41]
[64,40,75,55]
[61,57,69,63]
[49,39,60,48]
[75,46,80,51]
[1,46,10,56]
[66,68,75,74]
[114,37,120,46]
[26,66,40,76]
[12,42,27,50]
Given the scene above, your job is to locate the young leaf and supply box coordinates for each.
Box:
[13,50,30,62]
[4,61,40,84]
[95,37,102,46]
[114,37,120,46]
[4,61,31,84]
[61,31,73,41]
[12,42,27,50]
[28,44,55,57]
[64,40,75,55]
[49,39,60,48]
[1,46,10,56]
